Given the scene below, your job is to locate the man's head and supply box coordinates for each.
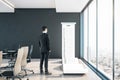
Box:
[42,26,48,33]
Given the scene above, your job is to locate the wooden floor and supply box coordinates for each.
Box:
[0,59,101,80]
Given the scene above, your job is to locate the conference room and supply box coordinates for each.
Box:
[0,0,119,80]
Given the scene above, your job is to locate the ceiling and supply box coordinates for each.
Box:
[7,0,56,8]
[0,0,92,13]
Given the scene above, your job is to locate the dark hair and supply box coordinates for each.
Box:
[42,26,47,31]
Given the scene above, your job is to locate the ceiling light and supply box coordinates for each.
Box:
[0,0,14,9]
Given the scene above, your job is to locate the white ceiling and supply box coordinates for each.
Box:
[7,0,56,8]
[55,0,90,13]
[0,0,91,13]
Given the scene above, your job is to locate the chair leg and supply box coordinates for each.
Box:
[23,69,34,75]
[24,70,27,76]
[15,76,22,80]
[27,69,34,74]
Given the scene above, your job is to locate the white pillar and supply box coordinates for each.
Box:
[62,22,76,64]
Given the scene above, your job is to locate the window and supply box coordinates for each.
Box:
[82,0,120,79]
[98,0,113,79]
[115,0,120,80]
[84,8,88,60]
[82,0,113,79]
[88,0,96,67]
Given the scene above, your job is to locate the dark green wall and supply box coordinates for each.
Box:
[0,9,80,58]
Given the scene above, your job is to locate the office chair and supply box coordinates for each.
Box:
[0,51,8,75]
[0,51,3,76]
[2,49,18,68]
[0,51,12,73]
[0,51,6,76]
[0,48,25,80]
[22,45,34,75]
[21,46,29,75]
[0,51,2,67]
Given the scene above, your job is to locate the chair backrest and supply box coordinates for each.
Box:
[21,46,29,67]
[0,51,2,67]
[14,48,24,76]
[27,45,33,62]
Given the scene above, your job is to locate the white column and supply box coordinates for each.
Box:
[62,22,76,64]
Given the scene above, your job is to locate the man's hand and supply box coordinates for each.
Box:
[49,50,51,52]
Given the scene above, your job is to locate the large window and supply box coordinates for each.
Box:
[88,0,96,67]
[82,0,120,79]
[82,0,114,79]
[98,0,113,79]
[115,0,120,80]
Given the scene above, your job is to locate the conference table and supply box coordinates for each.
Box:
[2,49,18,68]
[3,49,17,60]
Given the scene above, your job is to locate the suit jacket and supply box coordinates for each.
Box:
[39,33,50,52]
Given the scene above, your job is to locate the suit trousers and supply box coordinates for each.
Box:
[40,52,49,72]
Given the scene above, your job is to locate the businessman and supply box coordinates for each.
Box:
[39,26,51,75]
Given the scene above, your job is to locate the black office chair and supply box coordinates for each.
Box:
[24,45,34,75]
[27,45,33,63]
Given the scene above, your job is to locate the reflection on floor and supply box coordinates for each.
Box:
[0,59,101,80]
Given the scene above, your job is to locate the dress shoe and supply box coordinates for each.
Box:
[45,72,52,75]
[40,70,43,74]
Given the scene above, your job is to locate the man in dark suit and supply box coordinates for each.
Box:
[39,26,51,75]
